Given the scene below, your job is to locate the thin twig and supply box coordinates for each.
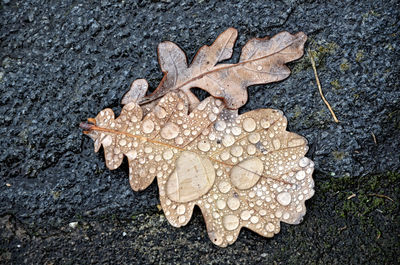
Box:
[338,225,347,233]
[308,49,339,123]
[368,193,394,202]
[347,193,356,200]
[371,132,377,145]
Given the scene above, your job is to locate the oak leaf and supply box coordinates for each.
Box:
[81,28,314,247]
[138,27,307,109]
[82,94,314,247]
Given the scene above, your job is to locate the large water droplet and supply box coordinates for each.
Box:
[230,157,264,190]
[227,197,240,210]
[230,146,243,157]
[265,223,275,232]
[223,215,239,231]
[240,210,251,220]
[276,192,291,206]
[295,170,306,180]
[177,205,186,215]
[242,117,256,132]
[218,181,231,193]
[166,151,215,203]
[160,122,180,139]
[298,157,310,168]
[197,140,211,152]
[222,135,235,147]
[142,120,155,134]
[248,133,260,144]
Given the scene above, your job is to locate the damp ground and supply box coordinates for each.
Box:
[1,0,399,264]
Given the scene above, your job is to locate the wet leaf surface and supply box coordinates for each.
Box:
[82,29,313,246]
[139,28,307,109]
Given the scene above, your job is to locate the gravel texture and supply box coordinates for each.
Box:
[1,0,399,264]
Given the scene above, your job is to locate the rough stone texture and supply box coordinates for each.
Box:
[0,0,399,264]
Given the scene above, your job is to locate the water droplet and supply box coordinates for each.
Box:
[126,150,137,160]
[231,126,242,136]
[265,223,275,232]
[296,205,303,212]
[248,133,260,144]
[119,139,127,146]
[160,122,180,139]
[220,151,230,161]
[154,106,167,119]
[223,215,239,231]
[283,212,290,220]
[208,113,217,122]
[260,119,270,129]
[214,120,226,131]
[177,205,186,215]
[178,215,186,223]
[240,210,251,220]
[218,181,231,193]
[299,157,310,168]
[222,135,235,147]
[295,170,306,180]
[131,116,138,122]
[243,117,256,132]
[197,140,211,152]
[275,210,282,218]
[166,151,215,202]
[227,197,240,210]
[175,137,184,145]
[230,157,264,190]
[177,102,184,111]
[208,133,216,141]
[230,146,243,157]
[144,146,153,153]
[142,120,155,134]
[247,145,256,155]
[163,150,174,160]
[197,101,207,111]
[276,192,291,206]
[250,216,259,224]
[216,200,226,210]
[272,139,281,150]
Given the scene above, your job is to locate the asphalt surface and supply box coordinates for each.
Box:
[1,0,399,264]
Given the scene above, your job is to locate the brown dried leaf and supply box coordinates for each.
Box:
[139,28,307,109]
[121,79,148,105]
[82,92,314,247]
[81,28,314,247]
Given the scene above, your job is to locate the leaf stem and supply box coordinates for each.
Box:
[308,49,339,123]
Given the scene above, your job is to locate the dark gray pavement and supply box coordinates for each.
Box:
[1,0,399,264]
